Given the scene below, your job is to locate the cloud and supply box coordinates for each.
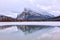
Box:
[0,0,60,16]
[36,4,52,10]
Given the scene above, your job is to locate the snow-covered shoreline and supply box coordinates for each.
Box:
[0,22,60,26]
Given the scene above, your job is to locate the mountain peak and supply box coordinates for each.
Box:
[17,8,54,21]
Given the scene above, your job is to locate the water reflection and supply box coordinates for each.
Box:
[0,25,60,40]
[0,25,55,34]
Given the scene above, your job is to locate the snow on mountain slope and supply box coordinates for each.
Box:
[17,8,54,20]
[30,8,54,17]
[0,13,18,18]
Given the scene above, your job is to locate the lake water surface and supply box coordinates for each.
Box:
[0,26,60,40]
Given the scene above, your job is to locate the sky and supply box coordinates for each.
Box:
[0,0,60,18]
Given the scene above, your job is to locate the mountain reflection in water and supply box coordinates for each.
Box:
[0,25,60,40]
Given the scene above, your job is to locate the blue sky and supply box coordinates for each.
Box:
[0,0,60,18]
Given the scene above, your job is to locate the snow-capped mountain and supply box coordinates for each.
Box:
[46,16,60,21]
[17,8,54,21]
[0,15,16,22]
